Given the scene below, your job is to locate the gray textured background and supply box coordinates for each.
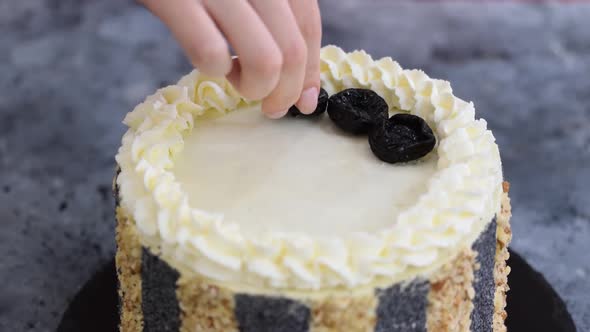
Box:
[1,1,589,331]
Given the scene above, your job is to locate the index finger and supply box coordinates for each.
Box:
[140,0,232,76]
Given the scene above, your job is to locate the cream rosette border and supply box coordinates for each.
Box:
[115,45,503,291]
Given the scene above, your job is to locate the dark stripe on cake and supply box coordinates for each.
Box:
[470,218,497,332]
[113,169,121,207]
[375,279,429,332]
[113,174,122,328]
[234,294,310,332]
[141,248,181,332]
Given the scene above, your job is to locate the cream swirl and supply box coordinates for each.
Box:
[115,45,503,290]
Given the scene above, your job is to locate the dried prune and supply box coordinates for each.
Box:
[368,113,436,163]
[288,88,329,117]
[327,88,388,134]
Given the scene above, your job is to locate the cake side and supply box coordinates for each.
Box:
[492,182,512,332]
[176,271,238,331]
[426,248,476,331]
[114,189,512,332]
[308,291,377,331]
[115,206,144,332]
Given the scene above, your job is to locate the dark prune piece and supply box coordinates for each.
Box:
[327,88,388,135]
[368,113,436,164]
[288,88,329,117]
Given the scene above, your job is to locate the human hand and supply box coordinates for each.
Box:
[140,0,322,118]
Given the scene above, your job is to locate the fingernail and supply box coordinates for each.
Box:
[266,109,288,119]
[296,87,319,114]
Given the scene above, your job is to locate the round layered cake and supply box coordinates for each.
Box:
[115,46,512,332]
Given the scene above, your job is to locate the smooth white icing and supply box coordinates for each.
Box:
[115,45,503,290]
[172,106,438,236]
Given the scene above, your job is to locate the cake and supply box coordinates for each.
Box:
[114,45,512,332]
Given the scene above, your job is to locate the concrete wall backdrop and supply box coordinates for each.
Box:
[0,1,588,331]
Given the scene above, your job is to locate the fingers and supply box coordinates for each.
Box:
[144,0,322,119]
[204,0,283,102]
[140,0,232,76]
[249,0,307,118]
[290,0,322,115]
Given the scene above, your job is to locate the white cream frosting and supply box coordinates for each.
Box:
[115,45,503,290]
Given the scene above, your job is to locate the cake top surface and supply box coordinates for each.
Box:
[116,45,503,290]
[173,106,438,236]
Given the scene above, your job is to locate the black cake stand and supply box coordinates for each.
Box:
[56,250,577,332]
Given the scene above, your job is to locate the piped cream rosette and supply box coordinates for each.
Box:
[116,45,503,290]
